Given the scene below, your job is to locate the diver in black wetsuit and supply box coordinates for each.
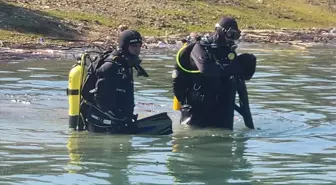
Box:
[86,30,148,134]
[173,16,257,129]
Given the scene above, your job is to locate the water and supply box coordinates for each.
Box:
[0,43,335,185]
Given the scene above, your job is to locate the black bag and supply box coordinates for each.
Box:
[81,54,110,104]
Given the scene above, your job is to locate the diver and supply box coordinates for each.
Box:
[172,16,257,129]
[86,29,148,134]
[68,29,173,134]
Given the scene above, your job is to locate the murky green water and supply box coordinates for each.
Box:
[0,44,335,185]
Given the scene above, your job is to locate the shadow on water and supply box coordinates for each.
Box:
[0,2,80,39]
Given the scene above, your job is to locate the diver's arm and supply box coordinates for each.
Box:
[95,62,120,114]
[96,62,118,78]
[190,44,233,77]
[236,53,257,80]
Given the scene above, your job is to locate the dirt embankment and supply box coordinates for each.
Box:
[0,0,336,53]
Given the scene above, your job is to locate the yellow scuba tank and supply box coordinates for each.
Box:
[172,42,189,111]
[173,96,181,110]
[67,54,88,130]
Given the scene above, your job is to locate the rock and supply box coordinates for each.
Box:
[145,36,158,43]
[322,32,336,38]
[316,28,329,34]
[118,24,129,32]
[157,41,167,47]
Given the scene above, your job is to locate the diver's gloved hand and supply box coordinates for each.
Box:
[238,53,256,63]
[228,53,257,78]
[235,53,257,80]
[229,61,244,76]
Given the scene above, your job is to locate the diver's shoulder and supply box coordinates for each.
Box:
[200,33,213,42]
[99,57,122,71]
[198,34,214,47]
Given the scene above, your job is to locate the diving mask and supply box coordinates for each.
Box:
[215,23,241,41]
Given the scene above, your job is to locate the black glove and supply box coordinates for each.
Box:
[229,61,244,76]
[236,53,257,80]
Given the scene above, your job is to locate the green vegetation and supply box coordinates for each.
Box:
[0,0,335,44]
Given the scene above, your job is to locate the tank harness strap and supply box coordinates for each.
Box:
[66,89,79,95]
[66,59,84,97]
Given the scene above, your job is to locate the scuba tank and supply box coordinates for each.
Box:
[67,54,88,130]
[172,42,188,111]
[172,40,201,111]
[173,96,181,111]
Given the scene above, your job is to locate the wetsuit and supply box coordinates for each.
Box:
[173,36,238,128]
[173,17,256,129]
[94,52,136,120]
[84,30,145,134]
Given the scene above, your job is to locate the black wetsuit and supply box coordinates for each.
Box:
[80,52,138,134]
[94,53,135,119]
[84,30,145,134]
[173,34,257,129]
[173,37,238,128]
[173,17,256,129]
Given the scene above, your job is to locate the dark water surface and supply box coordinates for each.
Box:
[0,43,335,185]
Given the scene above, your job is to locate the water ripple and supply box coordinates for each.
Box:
[0,46,335,185]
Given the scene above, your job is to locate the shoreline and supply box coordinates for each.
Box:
[1,28,336,61]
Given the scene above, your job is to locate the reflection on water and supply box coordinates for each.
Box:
[0,43,335,184]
